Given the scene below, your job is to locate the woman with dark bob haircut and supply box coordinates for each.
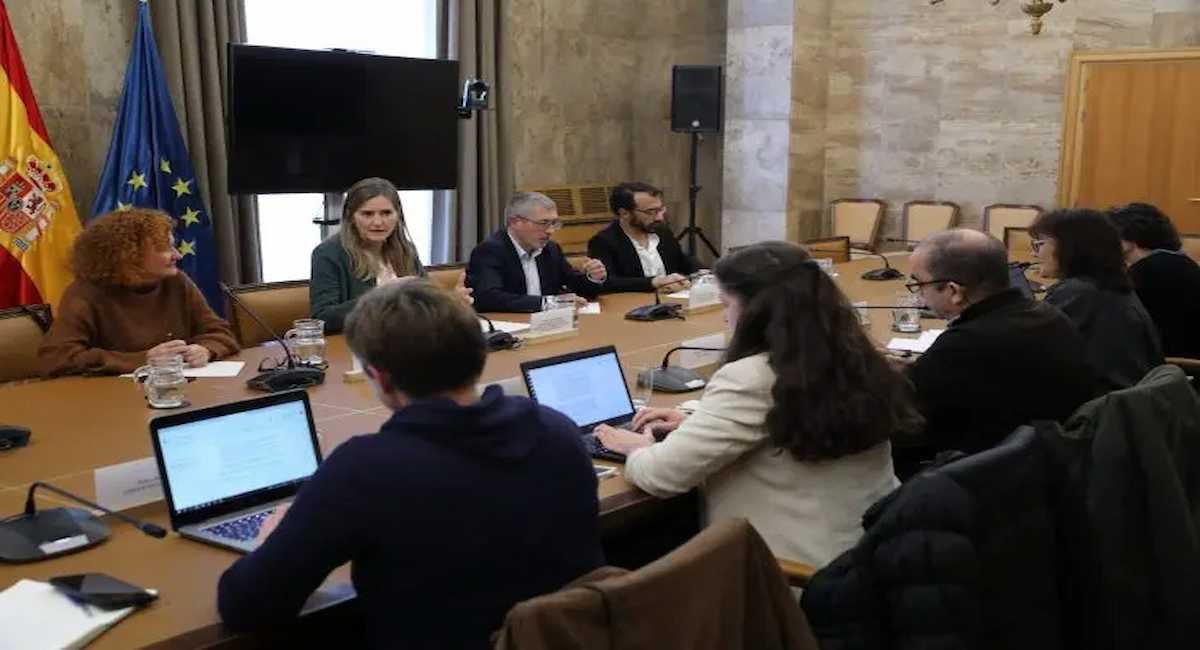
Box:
[597,241,922,567]
[38,208,239,377]
[1030,208,1162,390]
[1107,202,1200,359]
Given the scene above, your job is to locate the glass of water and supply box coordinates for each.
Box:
[133,354,187,409]
[545,294,579,329]
[284,318,326,366]
[632,365,656,411]
[852,300,870,325]
[892,293,922,333]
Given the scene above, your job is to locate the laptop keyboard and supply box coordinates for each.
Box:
[583,430,626,461]
[202,510,273,542]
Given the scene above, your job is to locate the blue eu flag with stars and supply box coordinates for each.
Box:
[91,1,220,311]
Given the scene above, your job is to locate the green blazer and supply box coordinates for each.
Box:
[309,236,425,332]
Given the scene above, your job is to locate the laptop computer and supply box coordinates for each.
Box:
[520,345,637,462]
[149,390,323,553]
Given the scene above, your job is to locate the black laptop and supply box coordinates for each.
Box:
[520,345,637,462]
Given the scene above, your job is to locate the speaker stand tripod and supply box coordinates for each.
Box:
[676,132,720,259]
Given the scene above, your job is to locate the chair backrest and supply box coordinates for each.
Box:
[902,201,959,244]
[1180,234,1200,262]
[983,204,1042,241]
[0,304,52,383]
[495,518,817,650]
[226,280,311,347]
[425,263,464,292]
[1004,227,1034,258]
[804,236,851,263]
[830,199,886,251]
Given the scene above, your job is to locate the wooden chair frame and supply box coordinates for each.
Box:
[225,279,311,347]
[830,198,887,251]
[982,203,1042,242]
[901,200,959,246]
[0,303,53,383]
[803,236,851,263]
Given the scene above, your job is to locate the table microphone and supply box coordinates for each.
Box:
[626,289,684,321]
[220,283,324,392]
[640,346,725,393]
[479,314,521,351]
[0,481,165,563]
[852,248,903,281]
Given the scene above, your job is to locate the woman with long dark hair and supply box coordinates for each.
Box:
[597,241,922,567]
[310,177,471,332]
[1031,208,1163,390]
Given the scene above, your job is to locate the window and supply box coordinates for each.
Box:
[245,0,440,282]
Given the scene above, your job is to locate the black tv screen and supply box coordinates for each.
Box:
[227,44,459,194]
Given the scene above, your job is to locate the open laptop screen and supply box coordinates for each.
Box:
[523,348,635,429]
[156,398,319,515]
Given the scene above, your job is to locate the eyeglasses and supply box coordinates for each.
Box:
[634,206,666,216]
[904,278,959,293]
[515,216,562,230]
[1030,239,1047,253]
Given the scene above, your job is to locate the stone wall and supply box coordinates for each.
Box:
[721,0,793,250]
[505,0,726,262]
[801,0,1200,242]
[7,0,137,219]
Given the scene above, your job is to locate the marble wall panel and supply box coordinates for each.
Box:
[6,0,136,218]
[807,0,1200,245]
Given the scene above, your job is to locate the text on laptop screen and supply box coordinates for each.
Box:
[157,400,319,513]
[525,352,634,428]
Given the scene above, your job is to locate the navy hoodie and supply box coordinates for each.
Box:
[217,386,604,648]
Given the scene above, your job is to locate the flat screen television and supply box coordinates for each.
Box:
[227,44,459,194]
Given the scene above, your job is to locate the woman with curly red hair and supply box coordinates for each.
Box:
[38,208,239,377]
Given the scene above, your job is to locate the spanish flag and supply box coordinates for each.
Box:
[0,0,81,309]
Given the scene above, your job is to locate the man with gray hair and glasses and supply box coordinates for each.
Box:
[467,191,607,312]
[894,229,1096,478]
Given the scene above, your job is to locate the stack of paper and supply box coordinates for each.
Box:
[0,579,139,650]
[886,329,945,354]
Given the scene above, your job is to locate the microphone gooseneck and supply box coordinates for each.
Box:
[219,282,297,369]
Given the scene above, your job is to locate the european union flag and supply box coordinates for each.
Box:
[91,1,220,311]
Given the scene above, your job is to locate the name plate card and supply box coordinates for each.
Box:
[688,283,719,309]
[94,457,163,512]
[528,306,575,336]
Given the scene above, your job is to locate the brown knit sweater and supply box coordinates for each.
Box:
[38,274,240,377]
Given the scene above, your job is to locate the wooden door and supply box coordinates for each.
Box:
[1059,50,1200,234]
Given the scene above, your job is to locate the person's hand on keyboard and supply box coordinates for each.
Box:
[595,424,653,455]
[254,504,290,544]
[631,407,686,440]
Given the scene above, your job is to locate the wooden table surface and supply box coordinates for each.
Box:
[0,256,929,649]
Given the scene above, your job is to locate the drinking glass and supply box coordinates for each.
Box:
[284,318,326,366]
[544,294,579,329]
[892,293,922,333]
[816,257,835,275]
[632,366,656,411]
[133,354,187,408]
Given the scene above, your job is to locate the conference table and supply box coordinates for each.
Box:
[0,255,931,649]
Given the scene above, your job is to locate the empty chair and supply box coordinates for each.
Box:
[225,280,311,347]
[983,203,1042,241]
[0,304,52,383]
[1181,233,1200,262]
[803,236,851,263]
[425,263,465,292]
[902,201,959,247]
[830,199,886,251]
[1004,227,1035,260]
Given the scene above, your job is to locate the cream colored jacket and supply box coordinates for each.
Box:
[624,352,899,567]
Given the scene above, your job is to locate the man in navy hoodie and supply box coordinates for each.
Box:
[217,280,604,648]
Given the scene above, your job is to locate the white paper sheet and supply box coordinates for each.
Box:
[578,302,601,315]
[0,579,141,650]
[886,329,946,354]
[120,360,245,379]
[479,319,529,335]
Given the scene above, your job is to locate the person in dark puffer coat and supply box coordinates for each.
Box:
[801,426,1088,650]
